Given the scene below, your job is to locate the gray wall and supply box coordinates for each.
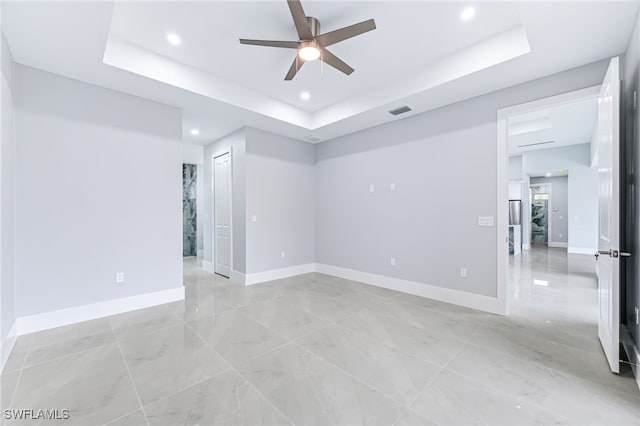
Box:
[523,144,598,252]
[622,7,640,356]
[315,60,608,298]
[14,65,183,316]
[245,128,315,274]
[1,32,16,366]
[530,175,569,245]
[509,155,523,180]
[203,129,246,273]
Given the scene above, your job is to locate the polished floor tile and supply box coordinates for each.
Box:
[410,370,572,425]
[236,343,404,426]
[186,310,287,366]
[297,324,440,405]
[24,318,115,368]
[337,308,466,367]
[238,299,329,340]
[117,323,230,405]
[144,369,291,426]
[2,250,638,425]
[9,345,139,425]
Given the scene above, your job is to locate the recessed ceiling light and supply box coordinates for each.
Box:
[545,172,552,177]
[190,128,200,136]
[167,33,182,46]
[300,91,310,101]
[460,6,476,22]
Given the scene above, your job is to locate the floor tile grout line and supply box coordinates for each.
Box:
[100,406,143,426]
[228,363,296,426]
[109,322,150,426]
[7,336,32,410]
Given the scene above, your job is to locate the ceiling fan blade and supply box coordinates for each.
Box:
[287,0,313,40]
[321,49,354,76]
[316,19,376,47]
[285,56,305,80]
[239,39,300,49]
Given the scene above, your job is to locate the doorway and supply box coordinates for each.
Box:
[213,151,232,278]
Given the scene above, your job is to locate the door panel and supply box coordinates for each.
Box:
[597,57,620,373]
[214,152,231,278]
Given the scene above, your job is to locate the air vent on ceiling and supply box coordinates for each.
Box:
[389,105,412,116]
[518,140,554,148]
[303,135,323,143]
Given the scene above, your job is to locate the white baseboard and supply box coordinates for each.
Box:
[245,263,315,285]
[522,243,531,250]
[568,247,596,255]
[548,242,568,248]
[0,321,18,373]
[315,263,505,315]
[202,260,214,273]
[15,287,185,336]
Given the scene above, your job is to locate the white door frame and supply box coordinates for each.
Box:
[496,85,600,315]
[212,148,233,277]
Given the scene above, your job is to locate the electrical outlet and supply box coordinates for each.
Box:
[251,215,257,223]
[281,251,286,259]
[390,183,396,192]
[635,306,639,325]
[390,257,396,267]
[115,272,125,283]
[369,184,375,193]
[460,267,468,278]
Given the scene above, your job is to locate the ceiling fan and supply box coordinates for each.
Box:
[239,0,376,80]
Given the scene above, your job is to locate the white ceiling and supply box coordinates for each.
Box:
[508,98,598,155]
[3,1,639,145]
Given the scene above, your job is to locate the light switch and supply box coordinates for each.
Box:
[478,216,494,227]
[390,258,396,266]
[390,183,396,192]
[251,215,257,223]
[369,184,375,193]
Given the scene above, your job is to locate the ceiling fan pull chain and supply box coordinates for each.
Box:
[321,51,324,79]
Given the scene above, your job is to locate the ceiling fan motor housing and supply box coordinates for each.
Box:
[306,17,320,38]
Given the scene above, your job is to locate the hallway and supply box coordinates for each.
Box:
[0,254,639,425]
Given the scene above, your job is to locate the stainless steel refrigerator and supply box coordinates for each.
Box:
[509,200,522,225]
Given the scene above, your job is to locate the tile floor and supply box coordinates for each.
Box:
[1,248,639,425]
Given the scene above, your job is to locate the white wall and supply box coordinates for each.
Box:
[245,128,315,274]
[14,65,183,317]
[202,129,246,274]
[1,31,16,368]
[315,60,608,302]
[508,155,523,180]
[522,144,598,253]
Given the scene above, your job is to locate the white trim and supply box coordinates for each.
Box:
[315,264,505,315]
[548,242,568,248]
[497,85,600,316]
[202,260,214,273]
[568,247,597,255]
[15,287,185,336]
[0,321,18,373]
[245,263,315,286]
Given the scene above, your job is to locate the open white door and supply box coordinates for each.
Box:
[214,152,231,278]
[596,57,624,374]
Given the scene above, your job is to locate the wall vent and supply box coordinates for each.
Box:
[389,106,412,116]
[303,135,323,143]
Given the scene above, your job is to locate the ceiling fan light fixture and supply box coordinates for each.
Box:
[298,41,321,61]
